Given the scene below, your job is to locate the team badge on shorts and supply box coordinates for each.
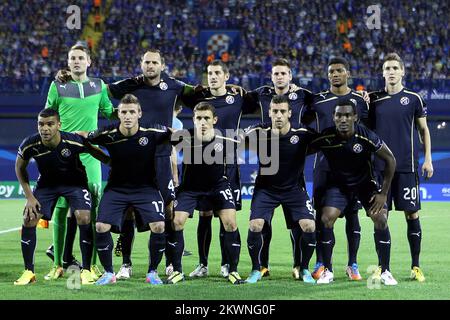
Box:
[289,92,298,100]
[400,97,410,105]
[226,95,235,104]
[139,137,149,146]
[214,143,224,152]
[159,82,168,91]
[290,135,299,144]
[353,143,363,153]
[61,148,71,157]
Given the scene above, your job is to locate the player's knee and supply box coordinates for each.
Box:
[405,211,419,220]
[299,219,315,233]
[373,211,388,230]
[96,222,111,233]
[74,210,91,225]
[23,218,38,228]
[199,210,213,217]
[172,214,186,231]
[249,219,264,232]
[150,221,165,234]
[321,213,335,228]
[221,217,237,232]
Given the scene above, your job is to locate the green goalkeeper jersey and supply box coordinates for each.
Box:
[45,77,115,131]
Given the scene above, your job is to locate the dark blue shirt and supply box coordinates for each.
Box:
[87,123,171,189]
[369,88,427,173]
[245,124,315,191]
[305,90,369,171]
[310,124,383,189]
[18,132,88,188]
[108,73,186,126]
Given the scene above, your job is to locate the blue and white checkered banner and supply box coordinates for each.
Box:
[199,30,240,57]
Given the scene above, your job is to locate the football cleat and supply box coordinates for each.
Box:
[165,271,185,284]
[380,270,398,286]
[146,271,163,285]
[292,266,301,280]
[228,271,245,285]
[44,266,64,280]
[260,266,270,278]
[189,264,208,278]
[165,263,174,276]
[95,272,117,285]
[316,269,334,284]
[81,269,96,285]
[346,263,362,281]
[410,267,425,282]
[90,265,102,280]
[312,262,325,280]
[116,263,132,280]
[183,250,193,256]
[220,264,230,278]
[114,235,123,257]
[62,257,81,270]
[246,270,262,284]
[14,270,36,285]
[301,269,316,284]
[46,245,54,261]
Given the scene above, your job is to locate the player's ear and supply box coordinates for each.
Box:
[213,116,218,125]
[224,72,230,82]
[86,55,91,67]
[288,70,293,81]
[288,109,292,118]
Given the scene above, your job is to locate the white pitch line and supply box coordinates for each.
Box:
[0,227,21,235]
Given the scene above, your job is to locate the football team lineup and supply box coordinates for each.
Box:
[7,44,436,293]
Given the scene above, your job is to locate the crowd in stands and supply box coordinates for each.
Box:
[0,0,448,93]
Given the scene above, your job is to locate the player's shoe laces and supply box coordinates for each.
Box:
[245,270,262,284]
[46,245,54,261]
[228,271,245,285]
[44,266,64,280]
[114,235,123,257]
[346,263,362,281]
[14,270,36,285]
[165,263,174,276]
[116,263,132,280]
[312,262,325,280]
[292,266,301,280]
[189,264,208,278]
[165,271,185,284]
[81,269,96,285]
[380,270,398,286]
[260,266,270,277]
[90,265,103,280]
[146,271,163,285]
[95,272,117,285]
[221,264,230,278]
[301,269,316,284]
[410,267,425,282]
[316,269,334,284]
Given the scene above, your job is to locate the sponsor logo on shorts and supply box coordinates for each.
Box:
[288,92,298,100]
[290,135,299,144]
[214,143,223,152]
[400,96,410,105]
[61,148,71,157]
[353,143,363,153]
[139,137,149,146]
[159,82,168,91]
[225,95,235,104]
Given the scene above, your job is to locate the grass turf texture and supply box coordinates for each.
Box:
[0,199,449,300]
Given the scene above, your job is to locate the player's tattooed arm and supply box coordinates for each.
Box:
[15,156,41,221]
[416,117,433,179]
[370,143,396,215]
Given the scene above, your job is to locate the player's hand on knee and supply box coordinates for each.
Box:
[24,197,41,223]
[55,69,72,83]
[369,193,387,216]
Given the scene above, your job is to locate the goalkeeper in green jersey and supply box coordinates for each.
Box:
[44,44,116,283]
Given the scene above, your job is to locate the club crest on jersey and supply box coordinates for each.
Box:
[288,92,298,100]
[159,82,168,91]
[214,143,223,152]
[89,81,96,88]
[139,137,149,146]
[350,98,357,106]
[290,135,299,144]
[353,143,363,153]
[400,97,410,105]
[225,95,235,104]
[61,148,71,157]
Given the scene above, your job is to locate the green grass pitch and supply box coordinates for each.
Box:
[1,199,449,300]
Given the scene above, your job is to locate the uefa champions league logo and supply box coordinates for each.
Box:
[288,93,298,100]
[353,143,363,153]
[61,148,71,157]
[139,137,149,146]
[159,82,168,91]
[400,97,410,105]
[225,96,235,104]
[290,135,299,144]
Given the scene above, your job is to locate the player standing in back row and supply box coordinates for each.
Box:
[369,53,433,282]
